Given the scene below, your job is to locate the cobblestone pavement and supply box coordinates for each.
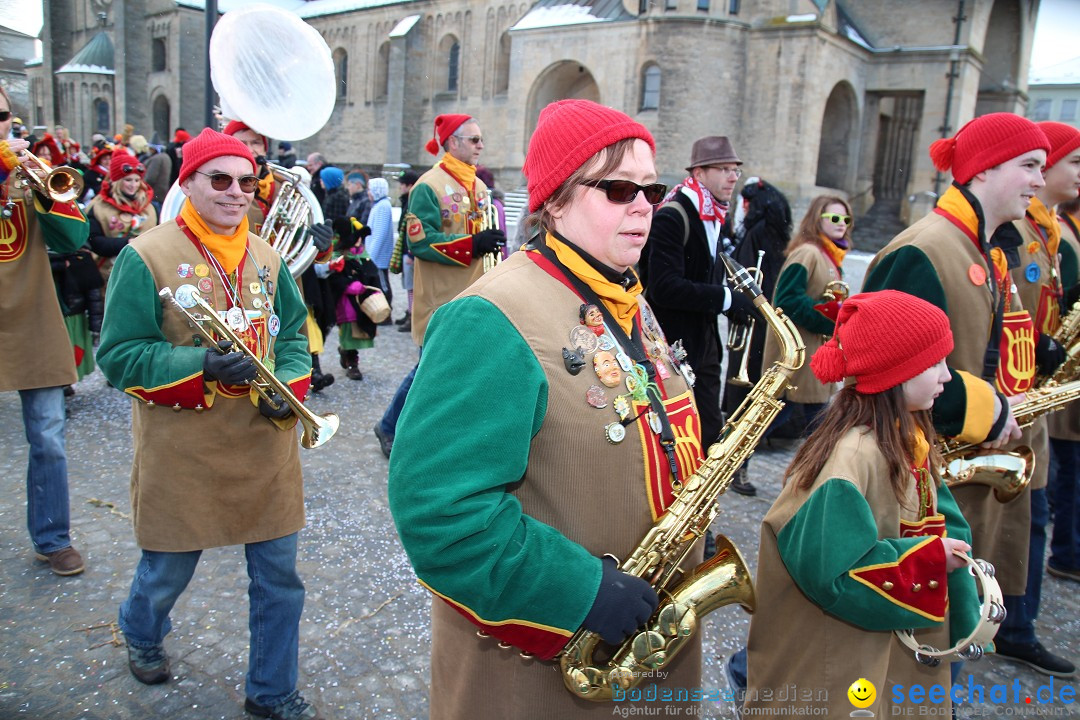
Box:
[2,267,1078,720]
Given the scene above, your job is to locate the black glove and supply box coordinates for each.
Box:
[724,286,757,326]
[203,340,257,385]
[309,221,334,253]
[356,223,373,240]
[1035,333,1066,376]
[472,229,506,256]
[258,392,294,420]
[1064,283,1080,311]
[581,557,658,645]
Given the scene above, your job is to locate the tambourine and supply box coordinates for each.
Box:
[894,552,1005,666]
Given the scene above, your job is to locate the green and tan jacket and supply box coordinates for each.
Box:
[746,427,979,716]
[404,160,490,345]
[96,220,310,552]
[1049,211,1080,441]
[0,170,88,391]
[389,245,707,720]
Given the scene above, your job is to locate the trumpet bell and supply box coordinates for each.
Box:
[14,151,85,204]
[302,412,340,449]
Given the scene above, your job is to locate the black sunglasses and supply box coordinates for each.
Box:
[453,134,483,145]
[582,178,668,206]
[121,163,145,175]
[0,111,10,122]
[194,170,259,193]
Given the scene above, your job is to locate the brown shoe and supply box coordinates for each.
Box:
[34,546,85,576]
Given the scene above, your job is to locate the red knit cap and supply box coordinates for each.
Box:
[109,149,144,182]
[1038,121,1080,169]
[178,128,256,185]
[425,114,471,156]
[810,290,954,394]
[223,120,269,154]
[523,99,655,212]
[929,112,1049,184]
[173,129,192,144]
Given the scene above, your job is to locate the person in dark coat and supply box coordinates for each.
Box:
[276,141,297,169]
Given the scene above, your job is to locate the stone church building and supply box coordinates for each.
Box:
[26,0,1038,227]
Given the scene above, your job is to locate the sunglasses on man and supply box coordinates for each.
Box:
[821,213,852,225]
[194,170,259,193]
[583,178,668,206]
[453,134,483,145]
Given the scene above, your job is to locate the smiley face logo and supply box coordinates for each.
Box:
[847,678,876,709]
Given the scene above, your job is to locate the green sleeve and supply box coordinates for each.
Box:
[34,194,89,254]
[268,268,311,384]
[773,263,837,335]
[96,245,205,390]
[1060,240,1079,292]
[388,295,601,633]
[777,478,947,631]
[936,482,982,645]
[406,182,470,265]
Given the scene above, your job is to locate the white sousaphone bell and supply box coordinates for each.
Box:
[160,3,336,279]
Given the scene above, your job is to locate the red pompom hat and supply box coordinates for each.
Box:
[425,114,471,156]
[929,112,1049,185]
[223,120,269,154]
[523,99,655,212]
[178,128,256,185]
[810,290,954,394]
[173,129,192,144]
[109,149,144,182]
[1038,121,1080,169]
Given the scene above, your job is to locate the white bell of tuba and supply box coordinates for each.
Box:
[160,4,336,279]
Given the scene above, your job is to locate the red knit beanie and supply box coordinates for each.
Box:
[173,129,191,144]
[425,114,471,156]
[810,290,954,394]
[223,120,269,154]
[178,128,256,185]
[929,112,1049,185]
[523,99,655,212]
[109,149,144,182]
[1038,121,1080,169]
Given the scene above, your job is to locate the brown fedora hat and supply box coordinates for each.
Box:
[686,136,742,172]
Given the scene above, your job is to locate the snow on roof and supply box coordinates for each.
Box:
[513,4,611,31]
[389,14,421,38]
[56,31,115,75]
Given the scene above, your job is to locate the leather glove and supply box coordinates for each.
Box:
[309,221,334,253]
[1064,283,1080,311]
[581,557,658,645]
[724,287,757,326]
[203,340,257,385]
[1035,333,1066,376]
[472,229,506,256]
[258,392,294,420]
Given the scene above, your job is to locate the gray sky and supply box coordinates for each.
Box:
[1,0,1078,71]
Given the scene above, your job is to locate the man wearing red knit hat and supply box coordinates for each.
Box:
[373,113,504,457]
[865,112,1076,678]
[97,128,323,719]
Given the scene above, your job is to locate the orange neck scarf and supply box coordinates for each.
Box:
[179,198,249,274]
[936,185,1010,296]
[1028,196,1062,257]
[440,153,477,195]
[546,232,643,337]
[818,233,848,270]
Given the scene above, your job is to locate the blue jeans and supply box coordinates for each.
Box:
[998,487,1048,645]
[119,533,306,706]
[20,387,72,554]
[1049,439,1080,571]
[379,347,421,438]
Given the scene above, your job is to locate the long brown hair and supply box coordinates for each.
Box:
[785,386,943,506]
[786,195,853,257]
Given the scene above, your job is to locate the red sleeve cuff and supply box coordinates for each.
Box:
[849,537,949,622]
[432,236,473,267]
[813,300,842,324]
[125,372,212,411]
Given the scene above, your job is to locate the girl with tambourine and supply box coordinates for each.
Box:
[744,290,984,716]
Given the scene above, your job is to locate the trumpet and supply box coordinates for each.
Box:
[727,250,765,388]
[481,197,502,273]
[821,279,850,303]
[12,150,84,204]
[159,287,340,449]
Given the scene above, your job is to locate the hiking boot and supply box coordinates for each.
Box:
[395,310,411,326]
[373,424,393,459]
[398,317,411,332]
[35,546,85,576]
[245,691,321,720]
[310,372,335,393]
[1047,564,1080,583]
[993,638,1077,678]
[127,643,170,685]
[729,467,757,497]
[346,367,363,381]
[338,348,348,370]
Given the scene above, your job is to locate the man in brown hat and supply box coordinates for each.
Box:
[642,135,755,494]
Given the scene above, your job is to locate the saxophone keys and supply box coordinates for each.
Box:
[609,667,636,690]
[631,630,667,664]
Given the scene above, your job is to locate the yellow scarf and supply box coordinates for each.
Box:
[936,185,1010,295]
[546,232,643,336]
[818,233,848,270]
[179,198,250,274]
[440,153,477,192]
[910,425,929,469]
[1027,196,1062,257]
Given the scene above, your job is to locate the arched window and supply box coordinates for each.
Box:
[152,95,170,141]
[495,32,511,95]
[815,82,859,190]
[640,64,661,111]
[333,48,348,99]
[151,38,167,71]
[93,98,110,134]
[439,34,461,93]
[376,41,390,99]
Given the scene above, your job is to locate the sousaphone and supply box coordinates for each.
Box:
[161,4,336,279]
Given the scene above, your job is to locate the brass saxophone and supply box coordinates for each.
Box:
[558,254,805,701]
[940,380,1080,502]
[1039,298,1080,387]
